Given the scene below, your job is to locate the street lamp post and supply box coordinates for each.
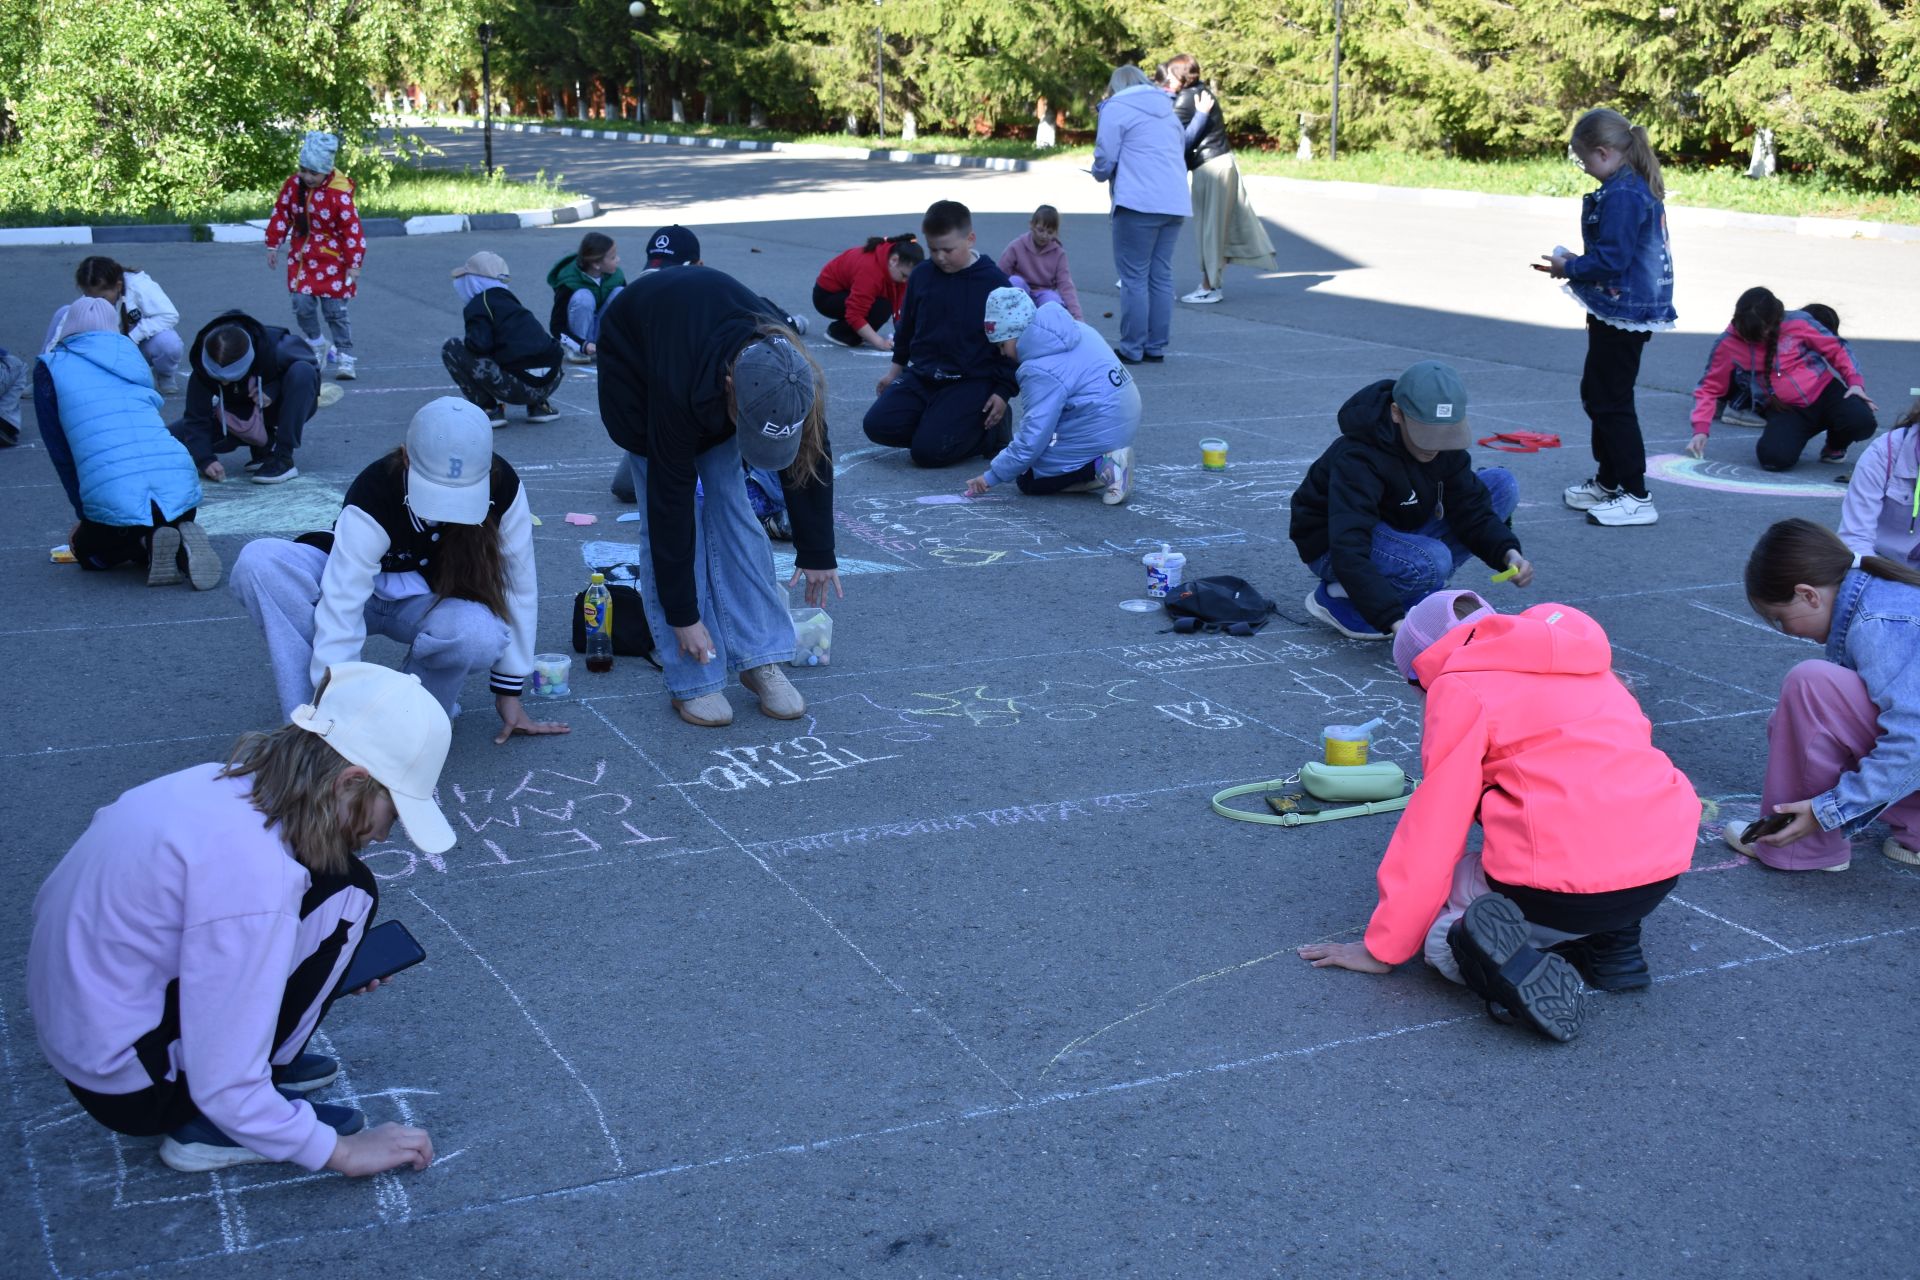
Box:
[874,1,886,137]
[1329,0,1342,161]
[477,22,495,177]
[628,1,649,123]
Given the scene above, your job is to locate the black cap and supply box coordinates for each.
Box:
[645,224,700,268]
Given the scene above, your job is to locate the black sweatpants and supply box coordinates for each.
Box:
[65,857,378,1138]
[1580,315,1653,497]
[813,284,892,340]
[441,339,562,408]
[1016,460,1098,494]
[1756,379,1879,471]
[862,369,998,468]
[72,503,200,572]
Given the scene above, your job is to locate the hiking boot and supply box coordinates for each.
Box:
[1563,477,1622,511]
[333,353,358,380]
[251,457,299,485]
[271,1052,339,1094]
[1550,923,1651,993]
[147,526,184,587]
[1304,583,1388,641]
[160,1102,364,1173]
[1447,894,1584,1042]
[175,520,222,590]
[672,691,734,727]
[1586,492,1658,527]
[825,319,861,347]
[525,400,560,423]
[1100,446,1134,505]
[740,664,806,720]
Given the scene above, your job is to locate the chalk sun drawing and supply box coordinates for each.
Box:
[194,476,347,537]
[1647,453,1845,498]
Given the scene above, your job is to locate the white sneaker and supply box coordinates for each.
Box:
[1883,836,1920,867]
[333,353,357,380]
[1180,287,1223,304]
[1562,477,1621,511]
[1585,492,1658,526]
[1100,446,1133,505]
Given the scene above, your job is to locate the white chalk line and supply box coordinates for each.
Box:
[40,920,1920,1280]
[0,996,68,1279]
[1688,599,1800,639]
[0,614,248,639]
[1666,894,1795,954]
[0,731,236,762]
[1610,642,1770,702]
[582,702,1026,1102]
[405,890,626,1174]
[315,1032,411,1226]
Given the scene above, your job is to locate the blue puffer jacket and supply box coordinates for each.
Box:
[42,332,199,526]
[1563,168,1676,331]
[986,302,1141,486]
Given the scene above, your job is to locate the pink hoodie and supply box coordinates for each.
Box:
[1363,604,1698,965]
[997,231,1083,320]
[1690,312,1864,436]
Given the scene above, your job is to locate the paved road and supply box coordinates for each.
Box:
[1,130,1917,1279]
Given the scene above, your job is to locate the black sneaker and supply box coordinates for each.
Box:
[1447,894,1584,1042]
[160,1101,364,1173]
[525,400,560,423]
[251,457,299,485]
[243,447,269,473]
[1142,352,1165,363]
[825,319,861,348]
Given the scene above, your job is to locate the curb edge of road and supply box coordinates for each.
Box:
[0,197,602,249]
[403,114,1920,245]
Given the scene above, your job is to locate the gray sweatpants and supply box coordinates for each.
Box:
[231,539,508,718]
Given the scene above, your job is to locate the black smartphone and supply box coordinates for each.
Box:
[1741,813,1793,844]
[335,920,426,996]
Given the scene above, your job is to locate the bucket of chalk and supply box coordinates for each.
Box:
[1142,544,1187,598]
[1200,438,1229,471]
[532,653,572,697]
[1322,716,1385,767]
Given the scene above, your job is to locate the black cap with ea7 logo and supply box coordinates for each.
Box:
[733,338,815,471]
[646,224,700,269]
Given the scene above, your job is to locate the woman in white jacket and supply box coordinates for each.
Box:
[44,257,186,394]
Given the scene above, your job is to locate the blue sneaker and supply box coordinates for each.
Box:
[271,1052,339,1094]
[159,1102,365,1173]
[1304,583,1389,640]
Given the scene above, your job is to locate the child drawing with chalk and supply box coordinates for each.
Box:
[1838,395,1920,566]
[1543,108,1676,528]
[1725,518,1920,873]
[1298,590,1699,1042]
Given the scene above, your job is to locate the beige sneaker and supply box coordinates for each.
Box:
[1883,836,1920,867]
[672,691,734,727]
[740,664,806,720]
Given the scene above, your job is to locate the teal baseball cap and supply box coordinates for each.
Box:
[1392,360,1471,451]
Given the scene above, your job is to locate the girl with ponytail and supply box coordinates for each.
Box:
[1541,108,1677,529]
[812,233,924,350]
[1731,518,1920,871]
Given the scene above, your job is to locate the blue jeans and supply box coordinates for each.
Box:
[289,293,352,354]
[1311,467,1520,606]
[1111,208,1184,359]
[569,285,623,347]
[625,439,796,699]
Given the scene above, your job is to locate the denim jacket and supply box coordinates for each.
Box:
[1815,570,1920,833]
[1563,169,1676,332]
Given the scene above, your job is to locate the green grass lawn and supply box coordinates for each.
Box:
[0,163,584,229]
[433,112,1920,225]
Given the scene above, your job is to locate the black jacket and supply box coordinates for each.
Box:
[1289,380,1521,631]
[891,254,1018,398]
[1172,86,1231,170]
[462,287,562,376]
[173,310,316,466]
[596,266,836,627]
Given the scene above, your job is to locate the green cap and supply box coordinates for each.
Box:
[1392,360,1471,451]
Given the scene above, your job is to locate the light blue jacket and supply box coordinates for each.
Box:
[987,303,1141,486]
[1091,85,1192,218]
[42,332,199,526]
[1817,570,1920,834]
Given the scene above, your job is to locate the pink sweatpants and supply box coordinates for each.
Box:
[1761,659,1920,870]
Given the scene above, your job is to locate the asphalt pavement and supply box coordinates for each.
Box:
[1,127,1917,1279]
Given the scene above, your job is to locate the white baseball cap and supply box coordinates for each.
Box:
[406,397,494,524]
[291,662,456,854]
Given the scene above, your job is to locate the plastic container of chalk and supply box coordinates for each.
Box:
[790,607,833,667]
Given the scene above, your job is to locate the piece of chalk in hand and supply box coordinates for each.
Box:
[1490,565,1520,584]
[703,649,717,661]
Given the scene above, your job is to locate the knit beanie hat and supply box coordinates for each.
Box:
[56,297,119,344]
[983,287,1036,345]
[298,131,340,174]
[1392,589,1495,685]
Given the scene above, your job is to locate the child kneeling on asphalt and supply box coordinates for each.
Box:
[1290,361,1530,640]
[1298,589,1699,1042]
[963,288,1138,505]
[441,251,564,427]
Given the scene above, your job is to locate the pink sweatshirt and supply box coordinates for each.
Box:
[1690,312,1864,436]
[29,765,372,1170]
[997,232,1083,320]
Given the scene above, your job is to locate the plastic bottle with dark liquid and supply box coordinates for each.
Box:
[584,573,614,672]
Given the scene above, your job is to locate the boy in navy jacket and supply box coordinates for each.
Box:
[862,200,1019,468]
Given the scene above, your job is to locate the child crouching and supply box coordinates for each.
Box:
[1299,589,1699,1042]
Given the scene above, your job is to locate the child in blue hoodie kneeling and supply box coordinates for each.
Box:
[964,289,1138,505]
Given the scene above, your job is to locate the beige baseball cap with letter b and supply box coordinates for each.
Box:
[291,662,456,853]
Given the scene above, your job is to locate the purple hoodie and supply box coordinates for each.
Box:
[29,764,375,1170]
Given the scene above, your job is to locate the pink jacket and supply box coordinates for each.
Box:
[997,232,1083,320]
[1363,604,1699,965]
[1690,312,1863,435]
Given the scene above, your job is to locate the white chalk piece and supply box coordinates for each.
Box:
[1119,598,1161,613]
[616,511,641,522]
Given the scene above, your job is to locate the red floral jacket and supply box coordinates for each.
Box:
[265,172,366,298]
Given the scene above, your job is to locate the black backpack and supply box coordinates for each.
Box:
[571,583,663,667]
[1161,575,1277,635]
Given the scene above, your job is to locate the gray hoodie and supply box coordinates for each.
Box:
[1092,85,1193,217]
[986,303,1141,485]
